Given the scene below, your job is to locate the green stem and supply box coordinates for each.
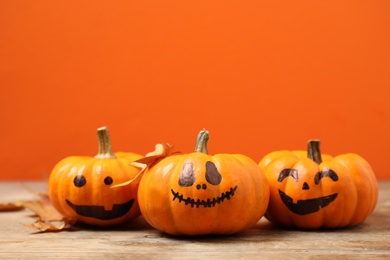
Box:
[307,139,322,164]
[194,129,209,154]
[95,126,116,159]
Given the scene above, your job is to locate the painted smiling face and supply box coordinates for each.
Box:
[64,170,136,221]
[49,153,142,226]
[137,130,270,236]
[171,161,238,208]
[259,140,378,229]
[277,167,339,215]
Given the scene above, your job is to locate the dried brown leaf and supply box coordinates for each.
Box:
[20,193,65,222]
[0,202,24,212]
[136,143,176,165]
[20,192,77,232]
[111,143,177,188]
[25,218,76,232]
[1,185,76,232]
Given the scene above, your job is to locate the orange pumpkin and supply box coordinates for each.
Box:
[259,140,378,229]
[48,126,142,226]
[137,129,270,236]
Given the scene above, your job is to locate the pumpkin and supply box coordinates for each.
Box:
[48,126,142,226]
[259,140,378,229]
[137,129,270,236]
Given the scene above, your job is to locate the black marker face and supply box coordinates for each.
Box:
[66,175,134,220]
[74,175,86,187]
[66,199,134,220]
[205,161,222,186]
[178,162,195,187]
[172,161,237,208]
[278,190,338,215]
[277,168,339,215]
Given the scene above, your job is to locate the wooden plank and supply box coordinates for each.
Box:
[0,181,389,259]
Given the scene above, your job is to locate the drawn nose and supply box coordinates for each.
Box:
[302,182,310,190]
[196,183,207,190]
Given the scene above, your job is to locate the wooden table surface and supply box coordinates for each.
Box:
[0,181,389,259]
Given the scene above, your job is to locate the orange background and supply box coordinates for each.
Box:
[1,1,390,180]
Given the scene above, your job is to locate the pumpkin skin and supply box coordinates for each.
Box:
[137,129,270,236]
[49,127,142,226]
[259,140,378,229]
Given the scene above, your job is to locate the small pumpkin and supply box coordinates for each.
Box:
[48,126,142,226]
[259,140,378,229]
[137,129,270,236]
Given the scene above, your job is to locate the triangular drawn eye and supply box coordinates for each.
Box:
[278,168,298,182]
[178,161,195,187]
[314,168,339,184]
[205,161,222,185]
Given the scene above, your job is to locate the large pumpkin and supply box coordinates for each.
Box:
[137,129,270,236]
[49,126,142,226]
[259,140,378,229]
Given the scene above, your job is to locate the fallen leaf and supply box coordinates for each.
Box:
[0,202,24,212]
[20,192,77,232]
[111,143,178,188]
[25,218,77,232]
[20,193,65,222]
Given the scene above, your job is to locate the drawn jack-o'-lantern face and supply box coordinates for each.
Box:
[171,161,237,208]
[65,171,136,220]
[277,167,339,215]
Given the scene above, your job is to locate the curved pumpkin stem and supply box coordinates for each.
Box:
[307,139,322,164]
[194,129,209,154]
[95,126,117,159]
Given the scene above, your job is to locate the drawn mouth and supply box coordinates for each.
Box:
[66,199,134,220]
[171,186,238,208]
[278,189,338,215]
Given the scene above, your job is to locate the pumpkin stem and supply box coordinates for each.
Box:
[194,129,209,154]
[307,139,322,164]
[95,126,117,159]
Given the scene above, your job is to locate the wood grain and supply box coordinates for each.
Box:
[0,181,389,259]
